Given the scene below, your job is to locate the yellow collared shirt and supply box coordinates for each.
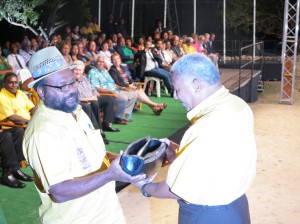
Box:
[23,102,125,224]
[166,86,257,206]
[0,88,34,123]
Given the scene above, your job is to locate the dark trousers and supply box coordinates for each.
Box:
[80,95,115,129]
[145,68,173,93]
[178,194,251,224]
[98,95,114,124]
[80,101,101,129]
[0,127,24,171]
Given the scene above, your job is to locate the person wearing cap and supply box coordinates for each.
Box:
[22,46,146,223]
[133,53,257,224]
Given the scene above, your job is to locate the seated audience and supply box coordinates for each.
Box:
[99,41,113,70]
[203,33,219,69]
[125,37,137,53]
[136,35,145,51]
[165,39,178,63]
[192,33,201,52]
[171,35,185,59]
[114,37,135,65]
[0,73,36,125]
[107,39,116,53]
[109,53,167,115]
[86,41,99,62]
[72,25,81,41]
[182,37,196,54]
[136,40,173,94]
[80,19,93,36]
[88,55,136,123]
[90,16,101,36]
[115,17,128,37]
[154,39,172,71]
[73,61,119,144]
[7,42,27,73]
[114,37,138,80]
[58,41,73,65]
[0,125,33,188]
[0,46,13,82]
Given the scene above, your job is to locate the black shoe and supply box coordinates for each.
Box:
[103,138,110,144]
[103,126,120,132]
[1,172,26,188]
[100,129,107,138]
[114,118,128,125]
[122,118,133,122]
[12,169,34,182]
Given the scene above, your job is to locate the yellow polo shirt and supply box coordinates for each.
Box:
[23,102,125,224]
[0,88,34,126]
[166,86,257,206]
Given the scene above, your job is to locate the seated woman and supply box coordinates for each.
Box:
[99,41,113,70]
[0,46,13,83]
[109,53,167,115]
[58,41,73,65]
[86,40,99,63]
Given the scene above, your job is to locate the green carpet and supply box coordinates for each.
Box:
[0,95,188,224]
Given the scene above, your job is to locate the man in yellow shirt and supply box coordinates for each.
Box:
[0,72,36,125]
[23,47,145,223]
[133,53,257,224]
[0,72,35,188]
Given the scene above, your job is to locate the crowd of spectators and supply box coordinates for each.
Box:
[0,14,219,188]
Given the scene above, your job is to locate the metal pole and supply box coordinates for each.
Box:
[253,0,256,58]
[164,0,167,28]
[223,0,226,63]
[194,0,196,33]
[98,0,101,27]
[131,0,135,38]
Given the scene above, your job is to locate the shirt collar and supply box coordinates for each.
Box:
[187,85,228,122]
[1,88,19,97]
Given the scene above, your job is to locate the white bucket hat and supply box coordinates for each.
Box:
[28,46,75,88]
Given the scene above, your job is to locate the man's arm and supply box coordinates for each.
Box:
[95,87,118,98]
[135,180,180,200]
[6,114,30,124]
[49,154,145,203]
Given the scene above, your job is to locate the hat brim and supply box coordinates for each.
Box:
[28,65,76,88]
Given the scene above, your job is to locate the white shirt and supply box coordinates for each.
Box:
[7,54,28,72]
[145,50,157,72]
[99,50,113,69]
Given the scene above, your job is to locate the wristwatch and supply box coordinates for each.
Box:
[141,183,151,197]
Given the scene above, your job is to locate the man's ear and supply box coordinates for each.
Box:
[192,79,202,92]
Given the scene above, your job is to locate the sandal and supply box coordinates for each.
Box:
[152,107,163,115]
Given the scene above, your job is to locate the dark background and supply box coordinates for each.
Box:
[0,0,253,45]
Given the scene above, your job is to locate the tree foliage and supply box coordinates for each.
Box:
[0,0,45,36]
[0,0,91,39]
[226,0,285,39]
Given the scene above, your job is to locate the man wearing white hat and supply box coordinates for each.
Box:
[22,47,146,223]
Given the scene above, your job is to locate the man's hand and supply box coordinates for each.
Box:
[160,138,178,167]
[107,151,146,183]
[132,173,157,189]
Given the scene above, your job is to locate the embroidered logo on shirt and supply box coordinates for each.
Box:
[76,147,92,172]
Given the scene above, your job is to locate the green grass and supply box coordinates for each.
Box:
[0,95,188,224]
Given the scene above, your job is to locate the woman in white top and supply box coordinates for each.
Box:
[99,41,113,70]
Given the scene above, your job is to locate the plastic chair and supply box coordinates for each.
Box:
[143,76,168,98]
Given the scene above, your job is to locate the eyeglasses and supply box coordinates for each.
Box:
[43,80,80,92]
[97,60,105,63]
